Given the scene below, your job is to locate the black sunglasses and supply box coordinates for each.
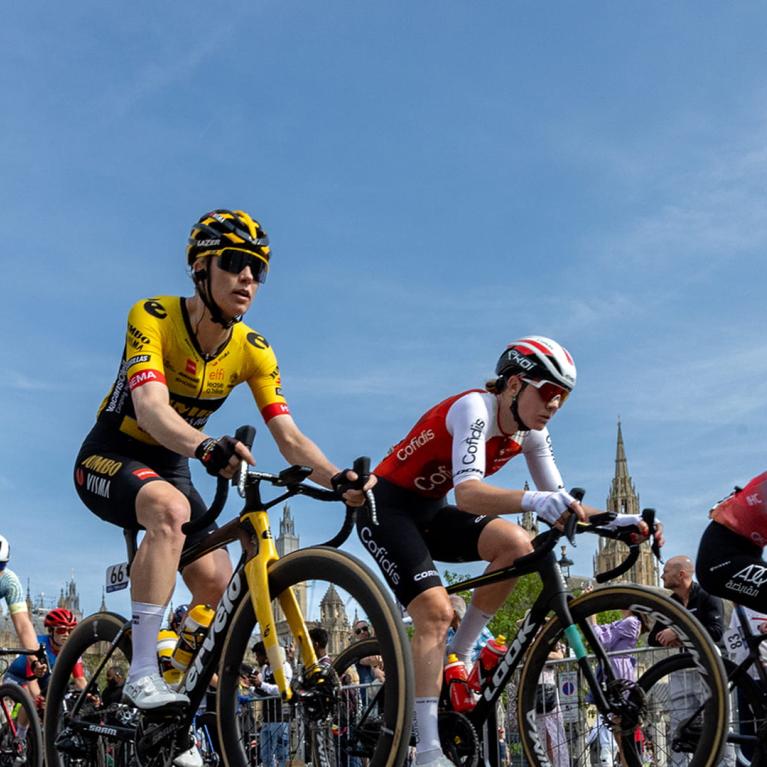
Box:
[354,626,370,635]
[215,249,269,284]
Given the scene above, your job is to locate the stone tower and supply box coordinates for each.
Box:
[273,504,307,632]
[319,584,350,656]
[58,572,83,619]
[593,421,659,587]
[517,481,539,537]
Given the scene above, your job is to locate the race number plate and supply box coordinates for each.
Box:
[106,562,129,593]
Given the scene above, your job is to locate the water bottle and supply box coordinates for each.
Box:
[467,635,508,692]
[157,629,183,686]
[170,604,215,672]
[444,654,474,713]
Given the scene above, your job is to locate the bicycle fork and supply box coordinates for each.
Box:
[241,510,318,700]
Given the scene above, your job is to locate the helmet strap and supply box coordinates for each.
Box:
[510,382,531,432]
[195,267,242,330]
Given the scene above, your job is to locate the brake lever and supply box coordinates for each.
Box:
[642,507,662,562]
[234,425,256,498]
[564,487,586,546]
[352,457,378,524]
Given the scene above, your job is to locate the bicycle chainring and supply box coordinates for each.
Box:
[438,711,479,767]
[135,712,190,767]
[292,662,341,722]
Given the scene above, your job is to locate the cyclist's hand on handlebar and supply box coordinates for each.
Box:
[331,468,377,507]
[596,514,664,547]
[195,435,255,478]
[522,489,587,527]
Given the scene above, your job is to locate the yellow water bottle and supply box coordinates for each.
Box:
[170,604,215,672]
[157,629,183,686]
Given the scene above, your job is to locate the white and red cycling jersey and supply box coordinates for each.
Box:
[710,471,767,547]
[374,389,564,498]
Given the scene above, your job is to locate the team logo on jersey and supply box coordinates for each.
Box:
[461,418,485,465]
[360,526,400,584]
[133,468,160,481]
[247,332,270,350]
[81,455,123,476]
[186,359,197,375]
[413,465,452,493]
[128,369,166,390]
[396,429,435,461]
[143,300,168,319]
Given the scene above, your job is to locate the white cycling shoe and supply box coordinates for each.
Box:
[122,673,190,710]
[419,753,456,767]
[173,743,203,767]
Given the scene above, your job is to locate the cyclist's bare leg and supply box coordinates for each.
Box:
[407,587,453,763]
[408,587,453,696]
[182,548,232,608]
[472,519,533,612]
[133,481,191,605]
[124,481,192,699]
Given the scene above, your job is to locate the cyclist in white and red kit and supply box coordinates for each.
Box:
[358,336,657,767]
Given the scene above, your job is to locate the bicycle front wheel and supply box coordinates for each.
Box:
[217,546,414,767]
[516,585,728,767]
[639,656,766,767]
[43,611,133,767]
[0,682,42,767]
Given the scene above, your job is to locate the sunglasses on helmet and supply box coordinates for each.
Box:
[521,377,570,406]
[213,249,269,284]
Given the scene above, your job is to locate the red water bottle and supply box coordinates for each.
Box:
[444,654,475,713]
[467,635,508,692]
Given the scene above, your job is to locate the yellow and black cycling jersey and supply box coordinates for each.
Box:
[97,296,290,445]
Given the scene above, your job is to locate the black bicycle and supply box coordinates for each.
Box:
[44,426,414,767]
[349,502,730,767]
[0,646,46,767]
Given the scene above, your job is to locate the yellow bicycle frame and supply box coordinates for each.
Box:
[241,509,318,700]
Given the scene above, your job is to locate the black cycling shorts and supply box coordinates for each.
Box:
[74,423,217,557]
[356,477,495,607]
[696,521,767,612]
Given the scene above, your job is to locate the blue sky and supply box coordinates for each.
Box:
[2,2,765,618]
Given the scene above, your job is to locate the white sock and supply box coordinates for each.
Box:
[446,604,493,664]
[129,601,166,680]
[414,697,441,763]
[16,724,28,740]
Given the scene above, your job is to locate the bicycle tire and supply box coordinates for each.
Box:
[217,546,414,767]
[0,682,43,767]
[639,655,767,767]
[43,611,133,767]
[516,585,728,767]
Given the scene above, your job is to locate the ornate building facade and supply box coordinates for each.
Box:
[593,421,659,587]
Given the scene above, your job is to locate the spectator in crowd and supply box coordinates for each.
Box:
[649,555,731,767]
[350,619,384,686]
[251,641,293,767]
[100,665,126,708]
[309,626,331,664]
[585,602,647,767]
[535,639,569,767]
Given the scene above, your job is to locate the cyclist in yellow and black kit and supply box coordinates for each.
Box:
[74,210,373,717]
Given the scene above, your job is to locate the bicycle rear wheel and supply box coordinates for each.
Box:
[0,682,42,767]
[516,585,728,767]
[217,546,414,767]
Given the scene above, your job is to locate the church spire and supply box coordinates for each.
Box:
[615,418,629,482]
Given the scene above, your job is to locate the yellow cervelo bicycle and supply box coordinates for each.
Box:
[44,425,414,767]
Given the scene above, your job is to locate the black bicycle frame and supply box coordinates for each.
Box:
[444,549,616,767]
